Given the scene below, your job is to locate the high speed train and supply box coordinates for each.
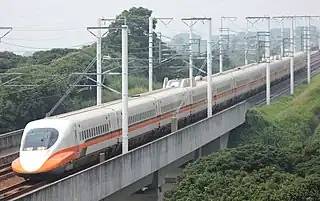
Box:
[12,51,316,179]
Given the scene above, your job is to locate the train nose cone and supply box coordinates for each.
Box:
[20,151,48,173]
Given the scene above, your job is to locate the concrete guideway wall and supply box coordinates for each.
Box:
[16,101,247,201]
[0,129,23,151]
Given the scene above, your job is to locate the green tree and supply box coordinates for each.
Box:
[0,51,26,72]
[0,6,186,133]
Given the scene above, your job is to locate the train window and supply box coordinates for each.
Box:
[22,128,59,151]
[236,78,249,86]
[217,84,231,94]
[193,93,206,102]
[253,74,262,80]
[161,101,181,113]
[106,124,109,131]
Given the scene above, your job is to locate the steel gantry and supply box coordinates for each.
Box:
[181,17,213,88]
[87,20,129,154]
[245,16,271,105]
[272,16,296,94]
[148,17,173,92]
[220,16,238,73]
[181,17,213,117]
[294,15,320,84]
[86,17,126,105]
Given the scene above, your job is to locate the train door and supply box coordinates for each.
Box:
[106,113,112,131]
[74,123,80,157]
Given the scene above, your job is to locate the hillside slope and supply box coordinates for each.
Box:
[164,74,320,201]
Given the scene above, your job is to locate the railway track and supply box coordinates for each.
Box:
[0,164,14,181]
[253,56,320,106]
[0,52,319,200]
[0,152,19,168]
[0,180,46,201]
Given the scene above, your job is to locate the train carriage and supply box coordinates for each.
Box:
[12,51,317,179]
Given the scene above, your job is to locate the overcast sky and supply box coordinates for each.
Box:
[0,0,319,53]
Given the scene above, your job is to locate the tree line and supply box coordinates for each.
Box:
[0,6,238,134]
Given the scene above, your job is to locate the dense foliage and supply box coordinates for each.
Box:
[0,7,183,133]
[164,74,320,200]
[1,6,246,134]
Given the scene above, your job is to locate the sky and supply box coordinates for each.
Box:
[0,0,319,53]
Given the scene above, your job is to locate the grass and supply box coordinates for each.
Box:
[228,73,320,150]
[164,73,320,201]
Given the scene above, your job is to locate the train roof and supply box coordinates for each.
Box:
[45,50,311,123]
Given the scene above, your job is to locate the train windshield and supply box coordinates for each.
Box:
[22,128,59,151]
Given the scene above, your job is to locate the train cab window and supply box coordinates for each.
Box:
[22,128,59,151]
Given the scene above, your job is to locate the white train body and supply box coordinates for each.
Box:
[12,51,314,177]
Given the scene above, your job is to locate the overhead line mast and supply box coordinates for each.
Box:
[148,17,173,92]
[87,19,129,154]
[272,16,296,94]
[181,17,211,88]
[220,17,237,73]
[291,15,320,84]
[246,16,271,105]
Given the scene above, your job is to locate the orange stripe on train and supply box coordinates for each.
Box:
[12,76,268,173]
